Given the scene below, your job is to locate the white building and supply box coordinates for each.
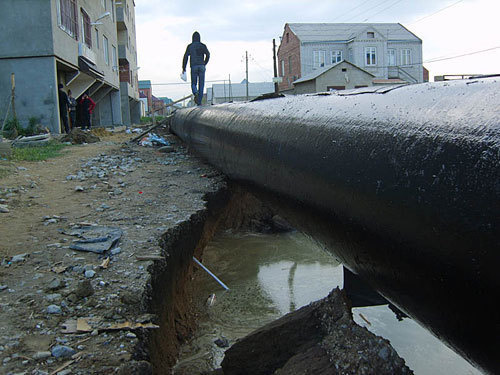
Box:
[207,80,275,104]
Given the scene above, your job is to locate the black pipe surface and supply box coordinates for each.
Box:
[171,78,500,374]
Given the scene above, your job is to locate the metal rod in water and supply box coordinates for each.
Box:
[192,257,229,290]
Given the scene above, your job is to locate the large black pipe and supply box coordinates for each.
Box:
[171,78,499,374]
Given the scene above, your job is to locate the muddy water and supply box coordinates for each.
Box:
[174,231,481,375]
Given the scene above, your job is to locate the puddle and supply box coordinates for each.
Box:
[174,231,481,375]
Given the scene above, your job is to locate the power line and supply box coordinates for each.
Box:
[363,0,406,22]
[331,0,373,22]
[410,0,465,25]
[424,45,500,64]
[151,79,226,86]
[344,0,396,22]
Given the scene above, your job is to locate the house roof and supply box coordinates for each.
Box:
[209,82,275,99]
[138,80,151,89]
[287,23,420,43]
[293,60,375,85]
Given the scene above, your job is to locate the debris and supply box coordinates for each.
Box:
[74,280,94,299]
[206,293,216,307]
[52,266,67,274]
[0,204,9,213]
[68,226,123,254]
[46,278,65,291]
[158,146,175,153]
[111,247,121,255]
[60,128,100,144]
[214,337,229,348]
[359,312,372,326]
[106,321,159,331]
[99,257,110,269]
[75,185,85,192]
[51,345,76,358]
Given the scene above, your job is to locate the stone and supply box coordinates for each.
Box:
[11,253,28,263]
[74,280,94,299]
[75,186,84,192]
[0,205,9,213]
[84,270,96,278]
[46,278,64,291]
[126,332,137,339]
[45,294,62,302]
[111,247,121,255]
[47,305,62,314]
[214,337,229,348]
[51,345,76,358]
[0,285,8,291]
[33,351,52,360]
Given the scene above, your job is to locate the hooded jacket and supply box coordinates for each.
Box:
[182,32,210,71]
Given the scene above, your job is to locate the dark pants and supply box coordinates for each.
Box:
[82,113,91,130]
[191,65,206,105]
[60,109,69,133]
[69,110,76,129]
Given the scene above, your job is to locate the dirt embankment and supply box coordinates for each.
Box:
[0,128,226,374]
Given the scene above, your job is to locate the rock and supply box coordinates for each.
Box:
[46,278,64,291]
[214,337,229,348]
[0,285,7,291]
[74,280,94,299]
[51,345,76,358]
[0,204,9,213]
[125,332,136,338]
[111,247,121,255]
[75,186,84,192]
[33,351,52,360]
[120,291,141,306]
[11,253,28,263]
[58,369,72,375]
[47,305,62,314]
[45,293,62,302]
[84,270,96,278]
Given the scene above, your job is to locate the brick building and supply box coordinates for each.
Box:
[277,23,424,92]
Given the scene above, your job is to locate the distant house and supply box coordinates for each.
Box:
[207,80,275,104]
[292,60,375,94]
[0,0,140,132]
[277,23,424,92]
[138,80,152,113]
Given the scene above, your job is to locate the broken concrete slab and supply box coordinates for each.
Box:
[68,226,123,254]
[220,288,413,375]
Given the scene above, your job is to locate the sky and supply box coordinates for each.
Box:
[134,0,500,101]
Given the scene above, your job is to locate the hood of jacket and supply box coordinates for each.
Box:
[192,31,200,42]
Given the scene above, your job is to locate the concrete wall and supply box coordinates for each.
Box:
[0,0,53,58]
[0,57,59,132]
[120,81,131,126]
[315,62,374,91]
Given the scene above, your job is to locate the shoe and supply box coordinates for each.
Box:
[193,93,198,104]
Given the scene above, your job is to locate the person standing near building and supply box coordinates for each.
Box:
[182,31,210,106]
[67,89,77,130]
[58,84,70,133]
[79,92,96,131]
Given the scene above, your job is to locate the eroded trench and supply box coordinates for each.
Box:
[135,182,480,375]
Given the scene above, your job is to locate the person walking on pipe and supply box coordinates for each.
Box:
[182,31,210,106]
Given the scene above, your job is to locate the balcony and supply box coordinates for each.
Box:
[116,6,127,31]
[118,45,131,64]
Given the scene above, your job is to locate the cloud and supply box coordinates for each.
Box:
[136,0,500,99]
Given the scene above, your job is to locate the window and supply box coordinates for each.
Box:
[313,50,326,69]
[331,50,342,64]
[281,60,285,77]
[288,56,292,74]
[112,45,117,72]
[57,0,78,39]
[387,49,396,66]
[365,47,376,66]
[367,32,375,38]
[103,35,109,65]
[401,49,411,66]
[81,9,92,48]
[95,29,99,49]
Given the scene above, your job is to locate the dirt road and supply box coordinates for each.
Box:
[0,128,222,374]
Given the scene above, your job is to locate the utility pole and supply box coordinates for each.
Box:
[228,74,232,102]
[245,51,249,101]
[272,39,279,94]
[11,73,16,119]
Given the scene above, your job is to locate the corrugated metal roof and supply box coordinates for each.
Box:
[209,82,275,99]
[138,80,151,89]
[293,60,374,84]
[288,23,420,42]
